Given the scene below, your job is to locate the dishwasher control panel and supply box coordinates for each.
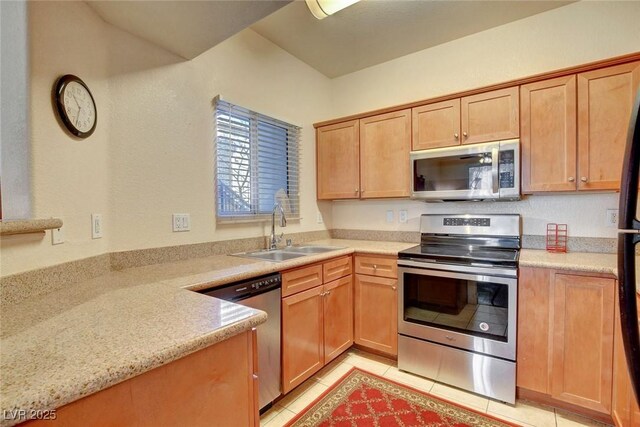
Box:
[199,273,281,302]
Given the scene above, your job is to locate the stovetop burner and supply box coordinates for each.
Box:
[398,214,521,268]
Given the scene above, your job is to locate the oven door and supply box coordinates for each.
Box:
[398,263,517,361]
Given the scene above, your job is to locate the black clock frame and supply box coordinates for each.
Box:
[54,74,97,138]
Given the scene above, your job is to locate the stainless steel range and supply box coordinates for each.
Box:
[397,214,521,404]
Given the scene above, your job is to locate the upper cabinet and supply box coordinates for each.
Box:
[412,99,461,150]
[317,110,411,200]
[521,61,640,194]
[359,109,411,199]
[577,61,640,191]
[521,75,577,192]
[461,86,520,145]
[316,120,360,200]
[411,87,519,151]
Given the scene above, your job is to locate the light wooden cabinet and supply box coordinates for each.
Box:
[282,286,324,394]
[316,120,360,200]
[612,290,640,427]
[323,275,354,364]
[550,273,615,414]
[26,331,258,427]
[316,111,411,200]
[461,86,520,145]
[411,87,519,151]
[354,254,398,357]
[282,263,323,297]
[281,256,354,394]
[577,61,640,191]
[520,75,577,193]
[412,99,461,150]
[359,109,411,199]
[517,267,616,416]
[516,267,552,393]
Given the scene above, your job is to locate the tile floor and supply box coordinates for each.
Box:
[260,349,611,427]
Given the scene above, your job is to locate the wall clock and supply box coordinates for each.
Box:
[54,74,97,138]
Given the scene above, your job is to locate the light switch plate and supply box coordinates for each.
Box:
[399,210,408,224]
[91,214,103,239]
[52,227,64,245]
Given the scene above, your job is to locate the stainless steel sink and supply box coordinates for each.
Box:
[282,245,345,254]
[235,250,307,262]
[232,245,344,262]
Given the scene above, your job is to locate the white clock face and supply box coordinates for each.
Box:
[62,81,96,133]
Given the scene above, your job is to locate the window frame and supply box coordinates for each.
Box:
[214,98,301,223]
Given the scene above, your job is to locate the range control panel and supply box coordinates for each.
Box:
[443,218,491,227]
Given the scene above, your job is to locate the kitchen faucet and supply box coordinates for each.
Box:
[269,203,287,250]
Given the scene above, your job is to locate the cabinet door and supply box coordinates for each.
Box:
[354,274,397,356]
[613,289,633,427]
[461,87,519,145]
[521,75,577,193]
[412,99,461,150]
[516,267,552,393]
[359,109,411,199]
[282,286,324,394]
[551,273,615,414]
[316,120,360,200]
[577,61,640,190]
[323,275,354,364]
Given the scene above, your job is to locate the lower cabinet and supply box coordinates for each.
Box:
[281,257,353,394]
[612,290,640,427]
[25,331,258,427]
[517,267,615,416]
[353,255,398,357]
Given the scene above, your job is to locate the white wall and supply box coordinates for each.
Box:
[1,1,333,276]
[329,1,640,238]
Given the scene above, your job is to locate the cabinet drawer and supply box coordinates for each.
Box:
[282,264,323,297]
[354,255,397,278]
[323,256,352,283]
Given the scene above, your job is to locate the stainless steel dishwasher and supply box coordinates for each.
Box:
[199,273,281,412]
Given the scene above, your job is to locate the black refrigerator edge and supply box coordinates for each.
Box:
[618,86,640,407]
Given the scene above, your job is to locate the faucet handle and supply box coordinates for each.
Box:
[286,238,292,247]
[277,232,284,243]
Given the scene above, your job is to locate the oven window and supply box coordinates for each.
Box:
[413,151,493,192]
[403,272,509,342]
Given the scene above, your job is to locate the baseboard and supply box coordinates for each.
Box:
[517,387,614,425]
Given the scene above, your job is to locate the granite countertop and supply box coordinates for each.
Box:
[0,239,411,425]
[1,238,636,426]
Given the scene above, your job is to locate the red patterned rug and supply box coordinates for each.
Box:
[285,368,519,426]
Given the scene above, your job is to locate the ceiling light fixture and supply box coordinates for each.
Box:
[305,0,361,20]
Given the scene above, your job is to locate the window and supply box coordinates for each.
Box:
[214,98,300,221]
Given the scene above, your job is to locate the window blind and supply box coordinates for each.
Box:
[214,98,300,221]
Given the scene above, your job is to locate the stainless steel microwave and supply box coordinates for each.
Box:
[410,139,520,201]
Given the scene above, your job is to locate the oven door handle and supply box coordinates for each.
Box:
[397,263,517,286]
[397,259,517,280]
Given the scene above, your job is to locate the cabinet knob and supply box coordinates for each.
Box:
[373,264,377,270]
[463,132,468,138]
[454,133,459,139]
[581,177,588,182]
[355,188,359,194]
[568,177,575,182]
[392,286,397,290]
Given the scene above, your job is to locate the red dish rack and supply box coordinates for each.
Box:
[546,223,568,253]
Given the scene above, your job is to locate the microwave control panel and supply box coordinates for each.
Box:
[499,150,515,188]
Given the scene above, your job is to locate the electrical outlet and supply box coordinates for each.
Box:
[316,211,323,224]
[172,214,191,232]
[606,209,619,227]
[51,227,64,245]
[399,210,408,224]
[91,214,103,239]
[386,210,394,223]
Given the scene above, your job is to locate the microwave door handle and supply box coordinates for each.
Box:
[491,147,499,194]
